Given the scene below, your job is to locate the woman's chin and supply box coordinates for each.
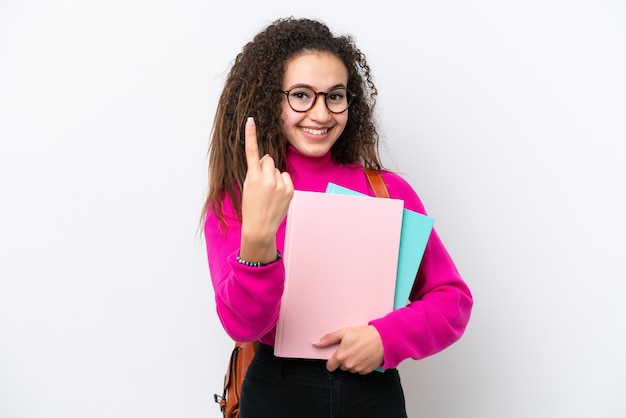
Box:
[289,138,337,158]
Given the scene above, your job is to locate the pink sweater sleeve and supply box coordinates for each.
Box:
[368,171,473,369]
[204,197,286,343]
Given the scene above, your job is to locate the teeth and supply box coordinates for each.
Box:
[301,127,328,135]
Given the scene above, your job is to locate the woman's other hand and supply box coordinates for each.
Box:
[314,325,385,375]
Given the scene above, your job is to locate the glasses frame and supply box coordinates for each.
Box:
[281,86,356,114]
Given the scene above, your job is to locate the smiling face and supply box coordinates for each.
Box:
[280,51,349,158]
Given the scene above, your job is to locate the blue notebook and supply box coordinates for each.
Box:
[325,183,434,309]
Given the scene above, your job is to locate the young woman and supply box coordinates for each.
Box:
[202,17,473,417]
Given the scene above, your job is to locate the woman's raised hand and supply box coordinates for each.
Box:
[239,117,294,263]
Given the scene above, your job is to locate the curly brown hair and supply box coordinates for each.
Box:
[201,16,382,227]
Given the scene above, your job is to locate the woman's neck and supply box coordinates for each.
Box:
[285,146,337,192]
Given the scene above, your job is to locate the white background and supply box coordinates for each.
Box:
[1,1,625,417]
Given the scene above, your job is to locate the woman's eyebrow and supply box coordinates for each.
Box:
[285,82,348,90]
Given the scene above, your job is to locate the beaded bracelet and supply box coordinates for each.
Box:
[236,250,282,267]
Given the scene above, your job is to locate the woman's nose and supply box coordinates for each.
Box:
[307,94,332,122]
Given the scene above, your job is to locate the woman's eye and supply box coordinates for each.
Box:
[328,92,345,102]
[291,91,311,100]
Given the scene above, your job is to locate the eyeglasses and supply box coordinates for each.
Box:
[281,86,356,114]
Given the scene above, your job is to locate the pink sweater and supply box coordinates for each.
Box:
[204,146,473,369]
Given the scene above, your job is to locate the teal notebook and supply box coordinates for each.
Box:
[325,183,434,309]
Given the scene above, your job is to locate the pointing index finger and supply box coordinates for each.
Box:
[245,117,260,173]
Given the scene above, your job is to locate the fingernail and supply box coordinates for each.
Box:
[247,116,254,125]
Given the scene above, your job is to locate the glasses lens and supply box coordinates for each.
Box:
[287,87,316,112]
[325,88,351,113]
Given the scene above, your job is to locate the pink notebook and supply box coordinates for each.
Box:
[274,190,404,359]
